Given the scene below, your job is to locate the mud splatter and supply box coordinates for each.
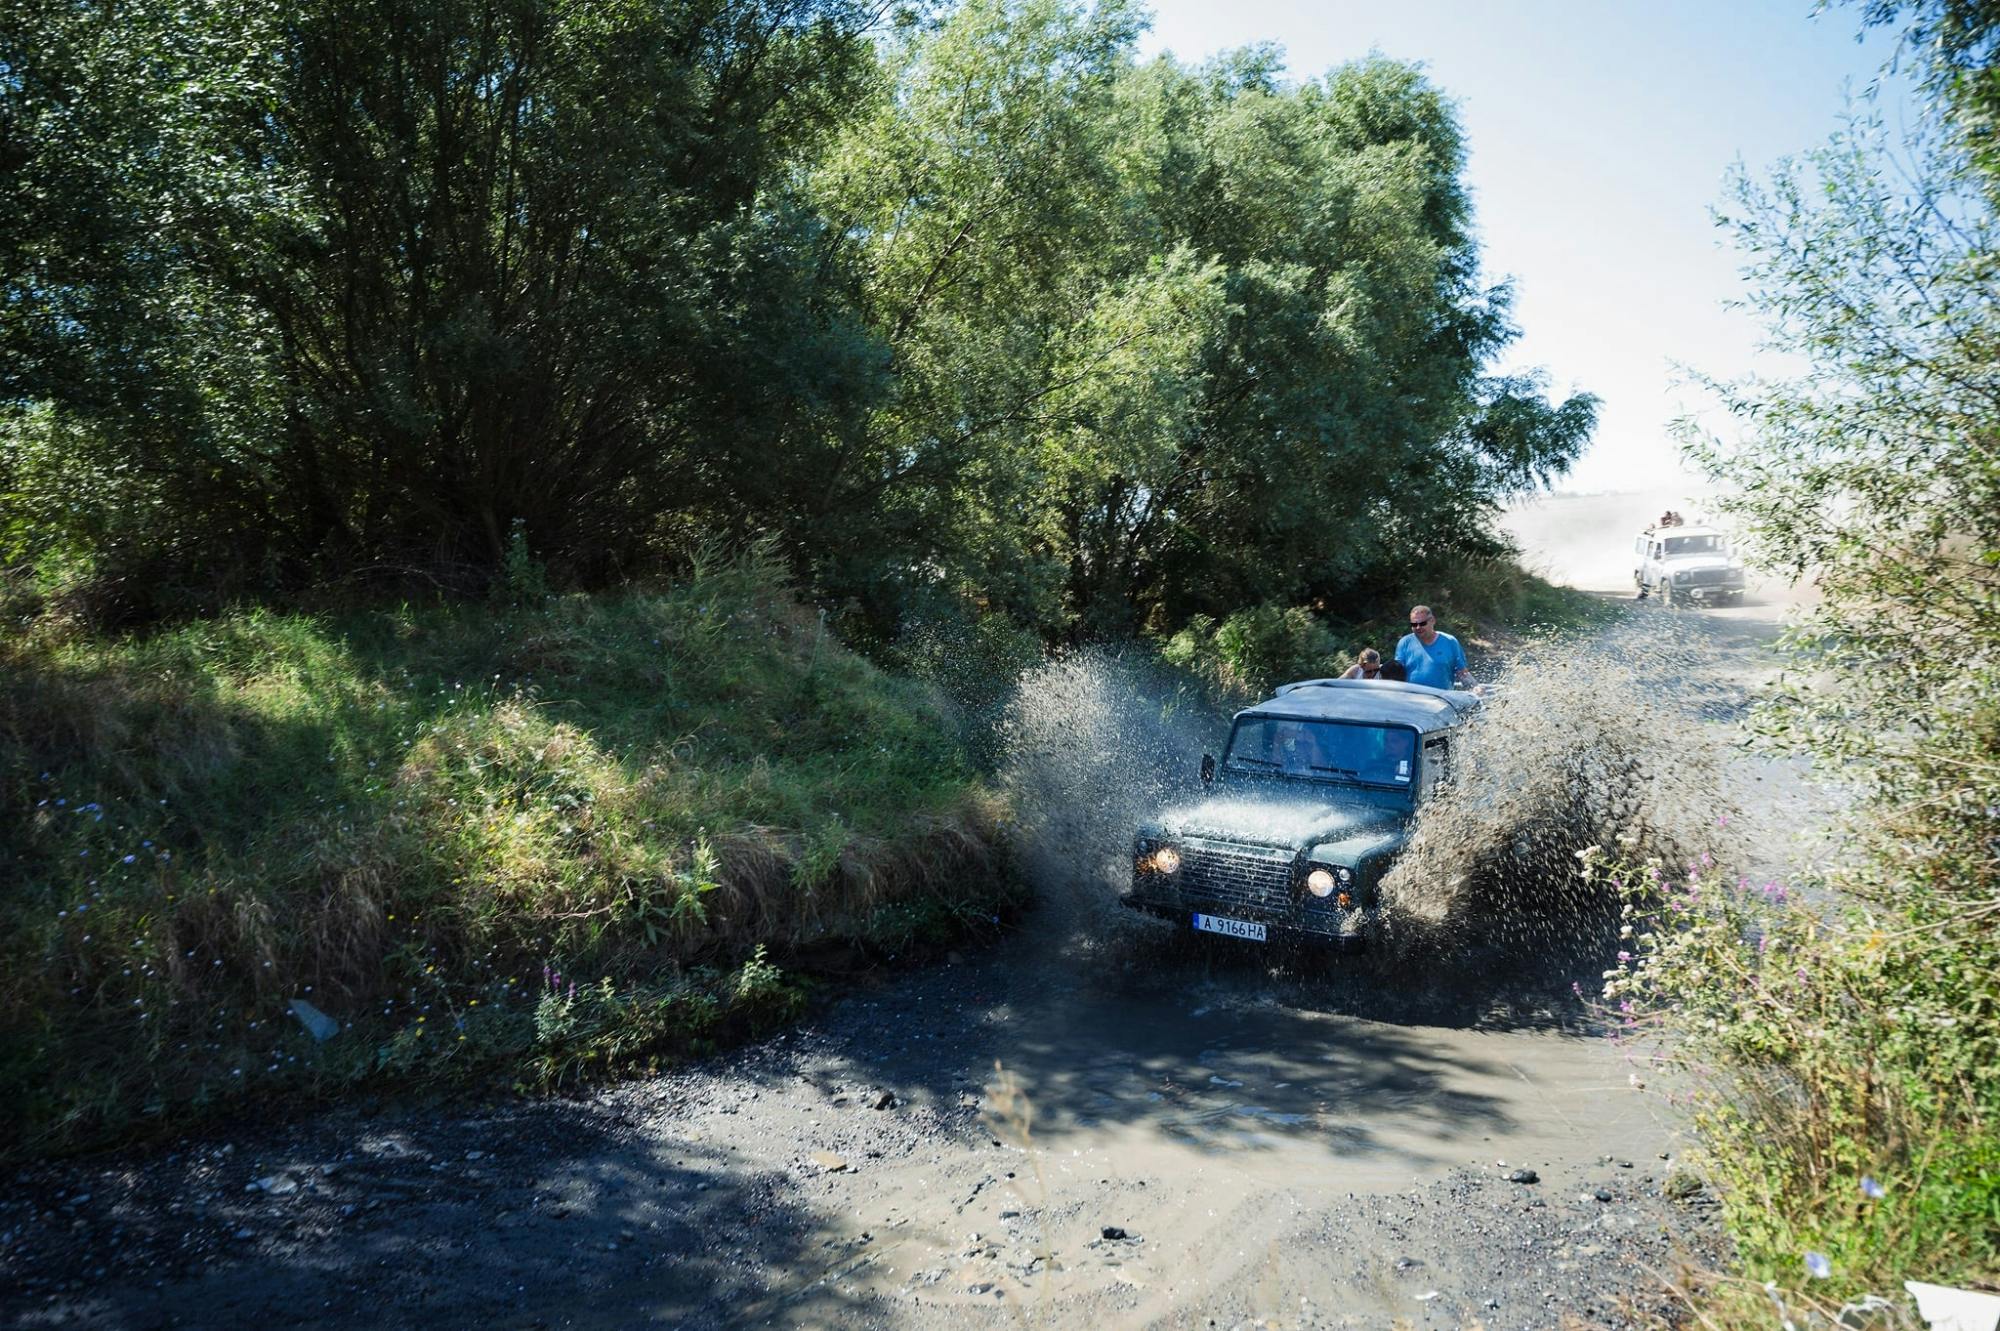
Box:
[994,649,1216,941]
[995,622,1750,984]
[1378,618,1744,964]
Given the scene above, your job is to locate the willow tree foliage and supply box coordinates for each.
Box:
[1670,23,2000,1286]
[4,0,1592,636]
[808,6,1593,636]
[2,0,881,608]
[1688,114,2000,863]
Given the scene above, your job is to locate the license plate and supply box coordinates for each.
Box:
[1192,912,1267,942]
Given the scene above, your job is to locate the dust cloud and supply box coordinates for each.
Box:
[1500,488,1815,611]
[1499,490,1697,591]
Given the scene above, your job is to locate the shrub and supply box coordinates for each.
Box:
[1161,604,1341,698]
[1588,845,2000,1319]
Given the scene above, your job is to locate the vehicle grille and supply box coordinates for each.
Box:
[1176,844,1295,918]
[1679,567,1736,586]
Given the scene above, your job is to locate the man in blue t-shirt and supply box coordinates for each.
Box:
[1395,604,1471,690]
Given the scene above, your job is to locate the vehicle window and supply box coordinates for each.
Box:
[1224,718,1417,788]
[1420,736,1451,797]
[1663,534,1723,555]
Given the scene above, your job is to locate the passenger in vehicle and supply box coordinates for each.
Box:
[1341,648,1383,680]
[1378,659,1407,682]
[1395,605,1471,690]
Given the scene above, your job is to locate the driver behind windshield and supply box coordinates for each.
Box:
[1261,721,1413,786]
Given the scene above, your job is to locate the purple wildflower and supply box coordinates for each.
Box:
[1861,1176,1885,1199]
[1804,1251,1831,1279]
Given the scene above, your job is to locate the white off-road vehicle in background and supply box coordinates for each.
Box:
[1633,524,1746,605]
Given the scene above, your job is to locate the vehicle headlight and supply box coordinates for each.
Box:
[1306,867,1335,897]
[1141,846,1180,874]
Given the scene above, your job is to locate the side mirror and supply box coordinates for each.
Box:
[1200,754,1216,784]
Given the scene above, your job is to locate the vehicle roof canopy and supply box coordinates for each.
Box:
[1239,679,1476,735]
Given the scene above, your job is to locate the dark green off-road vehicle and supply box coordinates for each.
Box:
[1123,678,1480,947]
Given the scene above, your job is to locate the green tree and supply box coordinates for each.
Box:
[807,0,1177,633]
[5,0,1590,637]
[2,0,882,608]
[813,15,1593,640]
[1688,110,2000,814]
[1099,52,1596,625]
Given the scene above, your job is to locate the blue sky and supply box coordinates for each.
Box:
[1136,1,1912,495]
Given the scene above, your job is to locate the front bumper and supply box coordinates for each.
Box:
[1120,884,1372,946]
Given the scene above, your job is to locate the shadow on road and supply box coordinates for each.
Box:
[5,1101,876,1331]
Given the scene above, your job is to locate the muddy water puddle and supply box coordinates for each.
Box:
[702,939,1687,1330]
[975,978,1670,1184]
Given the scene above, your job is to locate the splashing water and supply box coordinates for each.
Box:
[995,620,1750,987]
[1376,618,1745,966]
[996,649,1217,941]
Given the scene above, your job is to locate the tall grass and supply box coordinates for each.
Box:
[1589,833,2000,1321]
[0,551,1016,1157]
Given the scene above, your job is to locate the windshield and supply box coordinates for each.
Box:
[1223,717,1418,790]
[1663,534,1725,556]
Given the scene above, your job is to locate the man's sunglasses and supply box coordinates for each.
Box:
[1409,618,1432,628]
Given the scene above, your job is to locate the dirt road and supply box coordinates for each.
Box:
[3,936,1718,1331]
[5,541,1813,1331]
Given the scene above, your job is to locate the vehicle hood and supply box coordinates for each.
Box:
[1145,792,1404,850]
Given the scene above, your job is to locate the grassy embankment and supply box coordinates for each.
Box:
[0,553,1016,1159]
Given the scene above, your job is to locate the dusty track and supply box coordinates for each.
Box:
[3,578,1812,1331]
